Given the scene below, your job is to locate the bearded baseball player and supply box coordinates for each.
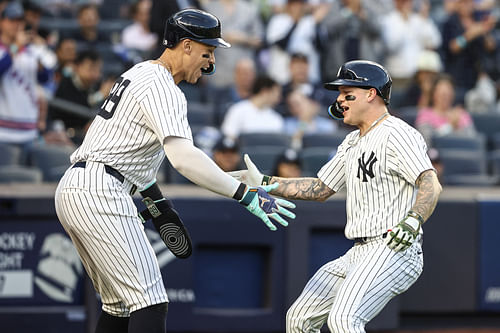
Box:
[54,9,295,333]
[230,60,442,332]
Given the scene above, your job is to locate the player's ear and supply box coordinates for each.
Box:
[366,88,377,102]
[183,39,192,55]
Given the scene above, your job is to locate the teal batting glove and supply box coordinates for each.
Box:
[239,183,296,231]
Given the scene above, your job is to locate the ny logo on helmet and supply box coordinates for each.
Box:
[357,151,377,182]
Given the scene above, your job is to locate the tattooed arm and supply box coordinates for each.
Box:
[267,176,336,202]
[411,169,442,223]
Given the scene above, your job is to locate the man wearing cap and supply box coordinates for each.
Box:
[0,1,51,157]
[212,136,242,172]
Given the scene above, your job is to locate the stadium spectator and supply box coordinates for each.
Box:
[212,136,242,172]
[214,57,257,125]
[121,0,157,54]
[318,0,383,83]
[284,89,337,149]
[49,49,114,144]
[276,52,335,117]
[70,3,108,48]
[415,74,476,147]
[271,148,302,178]
[398,49,443,109]
[221,75,284,140]
[380,0,442,94]
[202,0,264,88]
[264,0,329,84]
[53,37,76,86]
[0,1,51,159]
[440,0,498,104]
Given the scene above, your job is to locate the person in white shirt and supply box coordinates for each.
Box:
[221,75,284,139]
[121,0,158,53]
[381,0,441,92]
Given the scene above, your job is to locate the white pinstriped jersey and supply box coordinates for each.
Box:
[71,61,192,189]
[318,116,433,239]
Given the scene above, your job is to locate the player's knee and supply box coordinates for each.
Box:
[327,311,363,333]
[286,305,321,333]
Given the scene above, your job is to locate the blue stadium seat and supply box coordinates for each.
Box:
[490,150,500,176]
[240,146,287,175]
[299,147,336,177]
[394,106,418,127]
[30,145,73,182]
[0,166,42,183]
[432,133,487,153]
[302,131,348,149]
[0,143,21,166]
[471,112,500,149]
[187,102,216,127]
[439,149,498,186]
[238,133,291,149]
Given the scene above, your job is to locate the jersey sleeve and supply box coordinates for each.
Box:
[317,137,349,192]
[139,82,192,144]
[386,124,434,185]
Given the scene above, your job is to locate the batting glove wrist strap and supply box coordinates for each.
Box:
[238,183,296,231]
[262,175,272,186]
[140,181,163,202]
[139,197,192,259]
[386,211,422,252]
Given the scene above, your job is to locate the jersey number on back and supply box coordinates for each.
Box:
[98,76,131,119]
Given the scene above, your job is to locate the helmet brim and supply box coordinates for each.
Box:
[198,37,231,48]
[324,79,371,91]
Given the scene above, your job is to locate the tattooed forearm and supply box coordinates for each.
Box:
[412,170,442,222]
[268,177,335,201]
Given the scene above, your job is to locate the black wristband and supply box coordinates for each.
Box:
[232,183,247,201]
[140,182,163,201]
[262,175,272,185]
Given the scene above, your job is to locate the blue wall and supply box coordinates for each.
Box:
[0,194,499,332]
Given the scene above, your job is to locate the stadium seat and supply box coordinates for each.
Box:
[471,112,500,149]
[240,146,287,175]
[302,132,348,149]
[30,145,73,182]
[490,150,500,176]
[0,143,21,166]
[0,166,43,183]
[432,133,487,153]
[492,133,500,151]
[238,133,291,149]
[299,147,336,177]
[187,102,216,127]
[393,106,418,127]
[439,149,496,185]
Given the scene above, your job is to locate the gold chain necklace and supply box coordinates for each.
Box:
[157,58,172,73]
[348,112,389,147]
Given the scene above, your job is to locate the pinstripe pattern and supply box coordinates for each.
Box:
[55,160,168,316]
[318,116,433,239]
[288,115,431,332]
[71,61,192,190]
[286,238,423,333]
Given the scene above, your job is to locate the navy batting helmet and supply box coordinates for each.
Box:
[324,60,392,119]
[163,9,230,49]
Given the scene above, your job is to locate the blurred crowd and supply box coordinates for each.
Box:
[0,0,499,185]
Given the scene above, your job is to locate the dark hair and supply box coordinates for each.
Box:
[271,149,301,176]
[75,49,101,64]
[252,75,278,95]
[77,3,98,17]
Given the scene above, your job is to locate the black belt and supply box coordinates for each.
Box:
[72,161,138,195]
[73,161,125,183]
[354,232,387,244]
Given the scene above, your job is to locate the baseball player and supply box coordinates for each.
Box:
[54,9,295,333]
[230,60,442,332]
